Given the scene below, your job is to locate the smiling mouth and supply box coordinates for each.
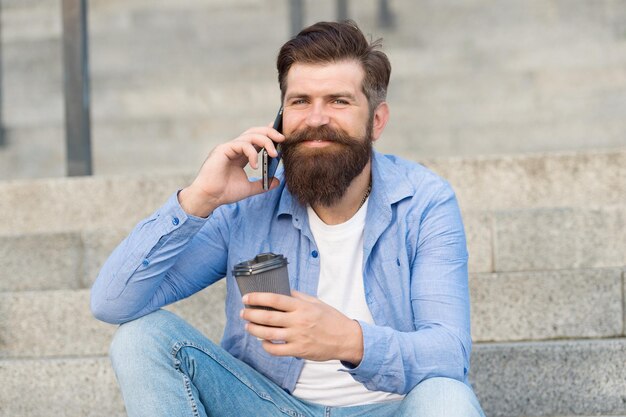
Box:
[298,139,335,148]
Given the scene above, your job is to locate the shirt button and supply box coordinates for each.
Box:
[142,259,150,266]
[311,250,318,258]
[172,217,180,226]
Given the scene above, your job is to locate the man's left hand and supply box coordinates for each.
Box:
[240,290,363,365]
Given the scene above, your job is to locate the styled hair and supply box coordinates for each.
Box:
[277,20,391,113]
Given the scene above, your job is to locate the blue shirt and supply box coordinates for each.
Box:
[91,151,472,395]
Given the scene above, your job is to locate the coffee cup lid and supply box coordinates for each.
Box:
[232,253,288,276]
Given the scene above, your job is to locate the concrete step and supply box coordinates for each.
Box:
[378,0,626,56]
[1,338,624,417]
[7,39,626,126]
[6,0,626,60]
[0,120,236,180]
[469,268,624,343]
[1,268,623,359]
[6,36,626,127]
[0,150,623,231]
[5,67,626,161]
[1,1,626,180]
[471,338,626,417]
[0,204,624,292]
[5,0,626,43]
[1,119,624,181]
[0,173,194,235]
[382,117,626,158]
[0,357,125,417]
[0,285,225,359]
[0,0,282,44]
[469,206,625,273]
[422,150,625,211]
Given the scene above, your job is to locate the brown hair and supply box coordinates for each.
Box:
[277,20,391,113]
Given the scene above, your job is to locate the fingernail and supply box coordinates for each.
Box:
[242,295,249,303]
[240,309,244,318]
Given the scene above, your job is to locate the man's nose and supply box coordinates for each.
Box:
[305,103,330,127]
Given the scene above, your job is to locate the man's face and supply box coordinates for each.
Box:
[282,60,372,145]
[280,61,376,207]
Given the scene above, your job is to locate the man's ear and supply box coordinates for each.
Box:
[371,102,390,142]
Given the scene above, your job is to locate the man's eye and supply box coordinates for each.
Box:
[333,99,349,105]
[292,99,307,105]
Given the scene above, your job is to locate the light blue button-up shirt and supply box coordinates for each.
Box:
[91,151,472,395]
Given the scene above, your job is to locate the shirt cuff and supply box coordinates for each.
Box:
[156,191,209,236]
[339,320,386,386]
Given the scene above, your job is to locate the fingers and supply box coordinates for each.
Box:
[245,322,289,343]
[240,293,297,342]
[240,305,290,328]
[241,306,292,344]
[242,292,297,312]
[210,125,284,171]
[221,140,261,169]
[246,125,285,143]
[240,127,285,156]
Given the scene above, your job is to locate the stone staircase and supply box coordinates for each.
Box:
[1,0,625,179]
[0,149,624,416]
[1,0,625,416]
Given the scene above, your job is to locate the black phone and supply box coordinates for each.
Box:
[262,107,284,190]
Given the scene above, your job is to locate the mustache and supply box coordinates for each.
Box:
[284,125,359,146]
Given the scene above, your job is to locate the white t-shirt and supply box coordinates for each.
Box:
[292,200,404,406]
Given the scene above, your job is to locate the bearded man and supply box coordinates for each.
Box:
[91,20,485,417]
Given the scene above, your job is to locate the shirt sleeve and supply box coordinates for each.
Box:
[90,191,231,324]
[343,183,471,394]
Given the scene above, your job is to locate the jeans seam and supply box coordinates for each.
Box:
[171,341,307,417]
[180,372,201,417]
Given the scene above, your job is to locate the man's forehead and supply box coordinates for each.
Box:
[285,61,365,96]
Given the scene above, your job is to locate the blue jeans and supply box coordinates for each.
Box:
[109,310,485,417]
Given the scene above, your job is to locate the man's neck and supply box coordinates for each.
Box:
[310,163,372,225]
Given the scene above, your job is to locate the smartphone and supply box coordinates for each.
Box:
[262,107,284,190]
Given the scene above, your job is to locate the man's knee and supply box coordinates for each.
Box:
[109,310,179,373]
[399,377,484,417]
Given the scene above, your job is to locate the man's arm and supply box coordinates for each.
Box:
[345,184,471,393]
[90,193,228,324]
[90,126,285,324]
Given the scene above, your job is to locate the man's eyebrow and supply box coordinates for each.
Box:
[285,92,357,101]
[284,92,310,101]
[328,92,357,101]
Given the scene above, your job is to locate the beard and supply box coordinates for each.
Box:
[281,122,373,207]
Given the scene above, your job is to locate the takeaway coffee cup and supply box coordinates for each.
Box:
[233,253,290,310]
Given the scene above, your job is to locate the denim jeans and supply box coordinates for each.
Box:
[109,310,485,417]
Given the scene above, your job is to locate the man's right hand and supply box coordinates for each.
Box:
[178,126,285,218]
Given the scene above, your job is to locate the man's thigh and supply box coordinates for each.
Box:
[110,309,321,417]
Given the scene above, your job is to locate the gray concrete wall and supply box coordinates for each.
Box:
[0,0,625,179]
